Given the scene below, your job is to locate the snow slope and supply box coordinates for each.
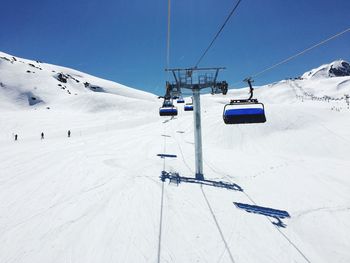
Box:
[0,51,156,112]
[1,52,350,263]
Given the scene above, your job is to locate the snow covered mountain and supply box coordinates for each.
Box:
[1,52,350,263]
[301,60,350,79]
[0,51,157,112]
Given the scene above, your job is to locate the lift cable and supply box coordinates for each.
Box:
[157,2,172,262]
[232,26,350,85]
[194,0,243,68]
[166,0,171,70]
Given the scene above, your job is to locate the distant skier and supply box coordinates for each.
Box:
[41,132,44,140]
[68,130,71,138]
[14,134,18,141]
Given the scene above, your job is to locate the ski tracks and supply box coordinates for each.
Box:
[200,185,236,263]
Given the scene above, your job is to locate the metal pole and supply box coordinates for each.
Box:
[192,86,204,180]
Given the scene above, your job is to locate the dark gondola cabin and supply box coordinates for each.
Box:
[184,103,193,111]
[223,100,266,124]
[159,100,178,116]
[159,107,178,116]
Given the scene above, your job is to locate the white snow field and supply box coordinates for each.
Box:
[1,52,350,263]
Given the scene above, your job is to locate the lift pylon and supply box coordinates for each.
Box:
[164,67,227,180]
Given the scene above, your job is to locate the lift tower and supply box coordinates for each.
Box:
[165,67,228,180]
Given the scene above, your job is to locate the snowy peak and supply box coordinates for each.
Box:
[302,60,350,79]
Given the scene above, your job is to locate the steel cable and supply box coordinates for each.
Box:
[195,0,243,68]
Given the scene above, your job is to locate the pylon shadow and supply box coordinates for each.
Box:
[160,171,243,192]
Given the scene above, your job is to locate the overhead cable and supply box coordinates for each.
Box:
[194,0,243,68]
[250,26,350,79]
[158,3,172,262]
[166,0,171,69]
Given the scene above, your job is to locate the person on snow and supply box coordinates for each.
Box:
[68,130,71,138]
[41,132,44,140]
[14,134,18,141]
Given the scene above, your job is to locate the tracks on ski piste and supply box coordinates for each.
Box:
[200,185,236,263]
[157,181,165,263]
[157,115,183,263]
[202,154,312,262]
[171,117,237,262]
[158,113,312,262]
[157,117,170,263]
[174,115,311,262]
[242,191,311,263]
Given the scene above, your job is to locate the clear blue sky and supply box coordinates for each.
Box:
[1,0,350,95]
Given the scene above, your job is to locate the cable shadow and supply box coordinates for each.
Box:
[234,202,290,228]
[160,171,243,192]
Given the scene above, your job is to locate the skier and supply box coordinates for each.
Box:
[14,134,18,141]
[68,130,71,138]
[41,132,44,140]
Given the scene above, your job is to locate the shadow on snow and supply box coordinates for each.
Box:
[159,171,291,228]
[160,171,243,192]
[234,202,291,228]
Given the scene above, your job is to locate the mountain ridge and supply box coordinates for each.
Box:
[301,60,350,79]
[0,51,157,111]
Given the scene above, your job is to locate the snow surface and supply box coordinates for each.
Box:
[1,52,350,263]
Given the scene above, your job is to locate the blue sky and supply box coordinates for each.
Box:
[1,0,350,95]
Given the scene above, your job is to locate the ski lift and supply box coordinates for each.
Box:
[223,100,266,124]
[184,103,193,111]
[177,97,185,103]
[212,80,228,95]
[159,83,178,116]
[223,78,266,124]
[184,97,193,111]
[159,99,178,116]
[170,86,181,100]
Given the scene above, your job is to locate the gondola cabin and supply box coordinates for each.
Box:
[159,106,178,116]
[184,103,193,111]
[159,100,178,116]
[223,101,266,124]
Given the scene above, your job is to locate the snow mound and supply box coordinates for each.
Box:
[302,60,350,79]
